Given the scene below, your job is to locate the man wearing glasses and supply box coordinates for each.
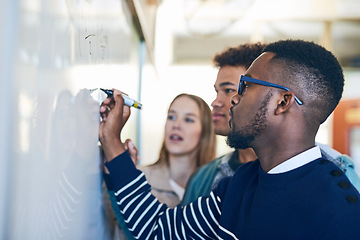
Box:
[100,39,360,239]
[182,44,360,206]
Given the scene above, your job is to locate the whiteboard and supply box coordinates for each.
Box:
[0,0,142,239]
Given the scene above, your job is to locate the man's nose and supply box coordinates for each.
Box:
[211,95,223,109]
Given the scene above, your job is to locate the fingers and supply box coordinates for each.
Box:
[98,89,131,161]
[124,139,139,165]
[110,89,124,119]
[112,89,131,121]
[99,90,125,121]
[99,97,113,121]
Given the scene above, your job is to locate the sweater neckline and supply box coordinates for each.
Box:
[257,158,325,189]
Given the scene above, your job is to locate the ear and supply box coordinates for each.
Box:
[274,92,296,115]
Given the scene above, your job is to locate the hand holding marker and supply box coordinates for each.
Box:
[100,88,142,110]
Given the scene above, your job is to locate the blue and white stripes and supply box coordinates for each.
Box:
[105,151,239,239]
[114,171,228,239]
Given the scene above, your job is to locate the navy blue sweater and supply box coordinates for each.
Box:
[106,151,360,239]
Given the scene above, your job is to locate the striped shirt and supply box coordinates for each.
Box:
[106,151,236,240]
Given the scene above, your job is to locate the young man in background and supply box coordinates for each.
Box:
[182,43,265,204]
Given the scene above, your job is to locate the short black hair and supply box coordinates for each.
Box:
[264,39,344,125]
[213,43,267,69]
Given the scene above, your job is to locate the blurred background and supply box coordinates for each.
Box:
[0,0,359,238]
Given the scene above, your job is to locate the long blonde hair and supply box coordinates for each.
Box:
[154,93,216,168]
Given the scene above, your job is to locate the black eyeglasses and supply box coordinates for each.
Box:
[238,75,303,105]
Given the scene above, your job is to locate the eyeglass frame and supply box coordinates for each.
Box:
[238,75,303,105]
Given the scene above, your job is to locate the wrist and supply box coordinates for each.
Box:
[102,140,126,162]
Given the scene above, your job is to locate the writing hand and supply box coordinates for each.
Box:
[99,89,131,161]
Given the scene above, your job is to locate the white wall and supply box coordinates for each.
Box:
[0,1,18,238]
[0,0,141,239]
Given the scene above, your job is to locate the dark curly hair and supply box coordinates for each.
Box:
[212,43,267,69]
[263,39,344,125]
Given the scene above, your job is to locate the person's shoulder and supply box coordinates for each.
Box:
[138,162,167,173]
[138,163,170,186]
[195,152,234,174]
[201,156,223,168]
[332,155,360,192]
[305,158,360,232]
[186,152,234,187]
[312,158,360,208]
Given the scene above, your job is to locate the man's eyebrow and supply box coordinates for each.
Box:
[218,82,236,87]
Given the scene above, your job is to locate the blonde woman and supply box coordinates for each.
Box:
[139,93,216,207]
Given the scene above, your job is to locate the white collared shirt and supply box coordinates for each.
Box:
[268,146,322,174]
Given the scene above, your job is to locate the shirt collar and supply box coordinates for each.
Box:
[267,146,322,174]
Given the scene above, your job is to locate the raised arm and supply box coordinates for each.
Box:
[105,150,223,239]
